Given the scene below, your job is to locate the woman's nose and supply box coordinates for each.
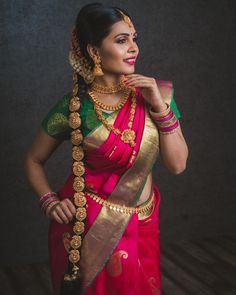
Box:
[129,40,139,53]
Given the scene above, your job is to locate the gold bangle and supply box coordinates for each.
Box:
[149,103,171,118]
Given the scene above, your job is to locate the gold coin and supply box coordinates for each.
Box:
[69,249,80,263]
[73,161,85,176]
[69,112,81,129]
[69,97,81,112]
[73,176,85,192]
[71,130,83,146]
[73,221,85,235]
[74,192,86,207]
[76,207,87,221]
[72,146,84,161]
[70,235,82,249]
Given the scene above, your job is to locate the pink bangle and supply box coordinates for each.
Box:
[39,192,58,206]
[154,110,174,122]
[41,196,59,212]
[159,120,180,134]
[156,115,178,127]
[39,191,60,215]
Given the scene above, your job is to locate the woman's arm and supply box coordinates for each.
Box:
[159,125,188,174]
[124,75,188,174]
[24,129,76,223]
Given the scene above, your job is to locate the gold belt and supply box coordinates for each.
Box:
[86,190,155,217]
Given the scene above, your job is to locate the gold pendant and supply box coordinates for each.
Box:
[70,235,82,249]
[121,129,136,147]
[69,249,80,264]
[75,207,87,221]
[73,221,85,235]
[73,161,85,176]
[72,146,84,161]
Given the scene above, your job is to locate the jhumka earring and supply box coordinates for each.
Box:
[92,55,104,76]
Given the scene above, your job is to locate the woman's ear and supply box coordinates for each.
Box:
[86,44,99,60]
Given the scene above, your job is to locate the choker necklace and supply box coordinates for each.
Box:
[88,88,137,147]
[88,87,130,111]
[90,78,125,94]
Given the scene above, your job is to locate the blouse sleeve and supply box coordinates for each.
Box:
[170,85,181,119]
[41,93,72,140]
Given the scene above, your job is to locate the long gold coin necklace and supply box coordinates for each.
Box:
[87,88,137,147]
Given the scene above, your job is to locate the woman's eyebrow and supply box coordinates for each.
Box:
[113,32,138,38]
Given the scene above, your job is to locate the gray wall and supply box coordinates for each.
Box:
[1,0,235,266]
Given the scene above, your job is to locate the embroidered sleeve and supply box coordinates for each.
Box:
[41,93,72,140]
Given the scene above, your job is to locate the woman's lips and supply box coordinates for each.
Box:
[123,57,136,65]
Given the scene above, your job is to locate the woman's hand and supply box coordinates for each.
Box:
[124,74,167,112]
[47,198,76,224]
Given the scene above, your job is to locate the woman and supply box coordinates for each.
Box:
[24,3,188,295]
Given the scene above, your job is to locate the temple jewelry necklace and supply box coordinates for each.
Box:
[88,87,130,111]
[90,78,125,94]
[88,88,137,147]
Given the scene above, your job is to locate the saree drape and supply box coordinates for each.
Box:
[47,81,176,295]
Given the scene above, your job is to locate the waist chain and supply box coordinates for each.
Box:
[86,189,154,216]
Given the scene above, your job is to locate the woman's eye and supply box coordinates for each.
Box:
[116,37,138,44]
[117,39,126,44]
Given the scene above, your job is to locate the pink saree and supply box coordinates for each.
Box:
[48,81,173,295]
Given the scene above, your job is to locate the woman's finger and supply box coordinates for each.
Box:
[125,77,152,86]
[127,80,153,88]
[51,210,64,224]
[63,198,77,215]
[60,200,74,220]
[54,204,70,223]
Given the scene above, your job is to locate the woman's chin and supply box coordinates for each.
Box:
[120,67,135,75]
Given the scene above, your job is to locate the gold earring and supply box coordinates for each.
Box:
[92,55,104,76]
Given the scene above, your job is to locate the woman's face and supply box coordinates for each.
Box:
[96,20,139,75]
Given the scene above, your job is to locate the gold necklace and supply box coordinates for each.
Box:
[88,89,137,147]
[90,78,125,94]
[88,87,130,111]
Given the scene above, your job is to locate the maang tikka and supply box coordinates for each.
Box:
[118,10,133,28]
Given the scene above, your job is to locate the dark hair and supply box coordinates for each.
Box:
[73,3,132,93]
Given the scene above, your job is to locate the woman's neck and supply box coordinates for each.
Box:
[93,74,124,87]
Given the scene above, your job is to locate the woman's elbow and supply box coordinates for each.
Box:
[168,156,188,175]
[171,163,187,175]
[23,150,42,172]
[172,147,189,174]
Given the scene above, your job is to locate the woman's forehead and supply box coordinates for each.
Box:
[108,21,137,39]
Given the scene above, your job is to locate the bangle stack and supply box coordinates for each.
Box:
[39,191,60,216]
[149,103,180,135]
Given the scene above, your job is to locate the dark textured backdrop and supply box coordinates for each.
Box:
[1,0,235,266]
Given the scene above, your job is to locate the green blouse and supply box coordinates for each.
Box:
[41,89,181,140]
